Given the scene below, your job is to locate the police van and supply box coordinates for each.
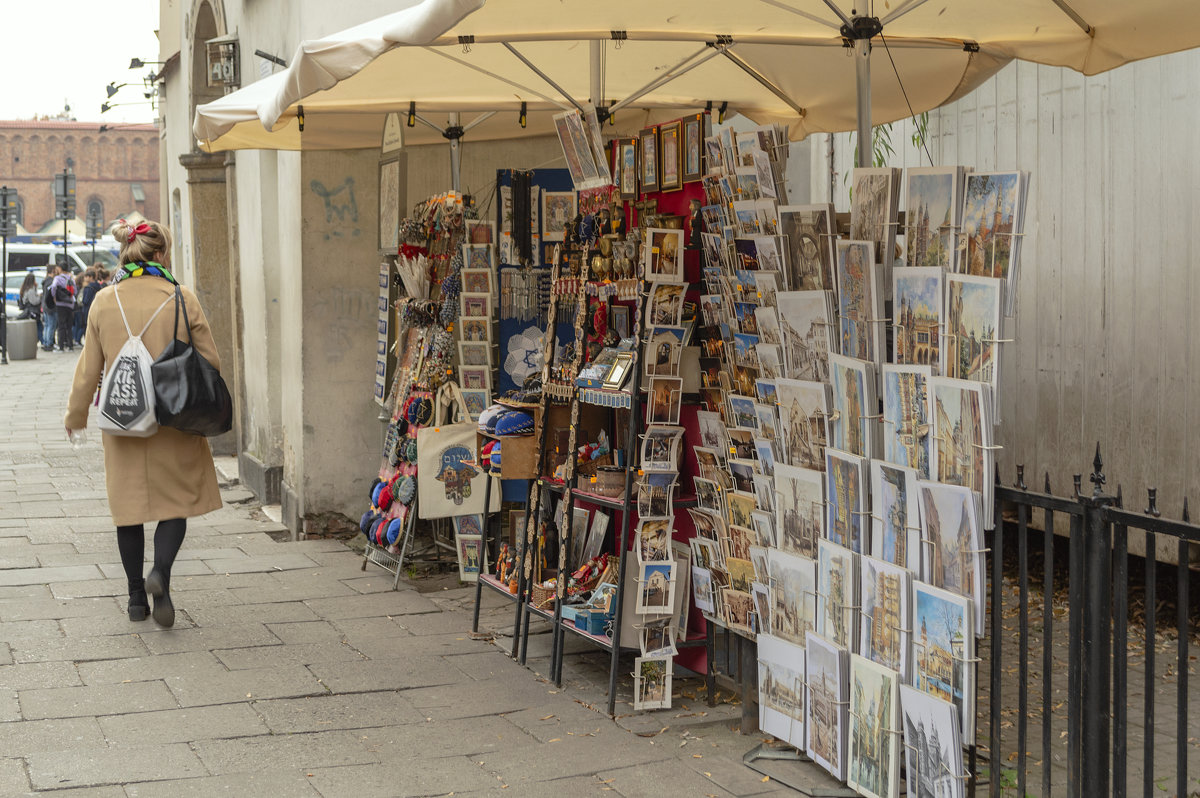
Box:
[2,244,118,317]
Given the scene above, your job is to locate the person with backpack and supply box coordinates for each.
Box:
[49,264,76,352]
[64,219,222,626]
[40,267,57,351]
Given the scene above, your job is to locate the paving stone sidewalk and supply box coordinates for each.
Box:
[0,350,842,797]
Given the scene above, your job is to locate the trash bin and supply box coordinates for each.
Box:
[5,319,38,361]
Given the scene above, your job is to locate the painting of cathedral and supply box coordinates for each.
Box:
[774,378,830,471]
[829,354,873,458]
[859,554,911,681]
[928,377,987,495]
[882,364,932,479]
[870,460,921,575]
[894,267,943,369]
[776,290,834,382]
[757,633,806,749]
[913,582,974,736]
[774,463,824,558]
[906,167,961,271]
[779,204,836,291]
[900,685,965,798]
[942,273,1001,392]
[825,449,866,554]
[816,539,857,650]
[850,167,899,272]
[836,240,883,362]
[918,480,985,631]
[849,654,901,798]
[961,171,1021,283]
[768,549,818,647]
[806,631,848,781]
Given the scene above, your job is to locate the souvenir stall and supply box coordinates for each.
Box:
[358,189,501,584]
[685,137,1029,798]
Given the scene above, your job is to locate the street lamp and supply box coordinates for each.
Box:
[105,82,127,98]
[128,57,164,69]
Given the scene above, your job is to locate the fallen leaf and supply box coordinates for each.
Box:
[692,754,703,759]
[761,776,770,782]
[540,714,555,720]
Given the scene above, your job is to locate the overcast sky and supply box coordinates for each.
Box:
[0,0,160,124]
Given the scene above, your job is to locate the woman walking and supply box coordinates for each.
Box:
[64,219,222,626]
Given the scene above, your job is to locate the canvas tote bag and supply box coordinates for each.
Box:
[97,286,174,437]
[417,381,500,519]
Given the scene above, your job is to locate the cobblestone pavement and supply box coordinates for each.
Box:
[0,349,842,797]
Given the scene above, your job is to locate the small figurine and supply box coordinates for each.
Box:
[687,197,703,250]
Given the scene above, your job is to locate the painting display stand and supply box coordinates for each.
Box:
[741,744,858,797]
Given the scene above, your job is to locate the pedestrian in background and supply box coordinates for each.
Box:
[64,219,222,626]
[40,267,57,351]
[73,268,94,344]
[50,265,75,352]
[80,266,105,342]
[18,271,42,339]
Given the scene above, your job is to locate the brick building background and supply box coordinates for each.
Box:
[0,120,159,233]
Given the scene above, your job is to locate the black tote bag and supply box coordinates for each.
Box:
[151,286,233,436]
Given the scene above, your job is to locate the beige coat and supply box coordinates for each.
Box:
[65,277,223,527]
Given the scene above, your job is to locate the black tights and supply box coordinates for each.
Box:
[116,518,187,597]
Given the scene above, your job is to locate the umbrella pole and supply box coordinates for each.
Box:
[449,112,463,192]
[854,38,872,168]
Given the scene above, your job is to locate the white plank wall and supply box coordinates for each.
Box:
[813,51,1200,517]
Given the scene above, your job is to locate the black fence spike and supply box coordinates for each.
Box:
[1116,484,1123,508]
[1016,465,1028,491]
[1089,443,1106,496]
[1045,472,1052,494]
[1184,497,1191,524]
[1145,488,1160,518]
[1073,474,1082,498]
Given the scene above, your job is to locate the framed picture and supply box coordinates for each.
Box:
[459,316,491,344]
[643,228,685,283]
[462,243,494,271]
[465,218,495,245]
[459,365,492,392]
[460,292,491,318]
[458,341,490,367]
[619,138,638,200]
[582,511,610,563]
[461,268,492,295]
[602,350,635,389]
[508,509,527,546]
[541,191,576,241]
[461,388,489,421]
[378,156,401,253]
[659,120,682,192]
[456,534,485,581]
[611,304,631,339]
[639,125,660,194]
[683,114,705,183]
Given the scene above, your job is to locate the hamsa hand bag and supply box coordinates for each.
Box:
[417,382,500,519]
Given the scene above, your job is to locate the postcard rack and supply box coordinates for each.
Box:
[470,247,570,647]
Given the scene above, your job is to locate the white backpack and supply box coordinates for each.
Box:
[97,286,174,437]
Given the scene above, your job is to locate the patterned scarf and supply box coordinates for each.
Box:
[116,261,177,284]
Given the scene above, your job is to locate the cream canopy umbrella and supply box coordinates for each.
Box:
[194,0,1200,175]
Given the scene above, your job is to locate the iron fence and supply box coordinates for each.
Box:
[989,445,1197,797]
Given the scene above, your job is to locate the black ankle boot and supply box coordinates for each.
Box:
[145,568,175,628]
[127,578,149,621]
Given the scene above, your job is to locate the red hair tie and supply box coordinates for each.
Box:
[127,222,151,243]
